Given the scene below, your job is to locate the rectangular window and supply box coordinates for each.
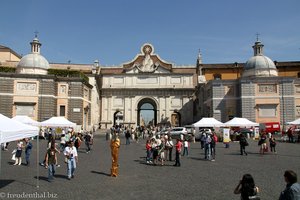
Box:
[16,105,35,117]
[258,104,277,117]
[295,85,300,94]
[84,88,89,98]
[60,85,67,94]
[59,105,66,117]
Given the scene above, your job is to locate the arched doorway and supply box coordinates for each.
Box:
[113,111,123,127]
[137,98,157,127]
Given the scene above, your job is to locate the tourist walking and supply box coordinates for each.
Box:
[200,133,206,149]
[269,135,277,153]
[84,132,92,153]
[258,133,267,154]
[24,138,33,166]
[210,133,218,161]
[165,137,174,161]
[204,134,212,160]
[45,142,58,182]
[279,170,300,200]
[13,140,23,165]
[173,139,182,167]
[239,134,248,156]
[64,141,78,180]
[60,134,66,152]
[158,136,165,166]
[125,128,131,145]
[182,139,189,156]
[234,174,260,200]
[145,139,152,164]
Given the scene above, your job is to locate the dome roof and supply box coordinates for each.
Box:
[242,40,278,77]
[16,36,50,74]
[17,53,49,69]
[245,55,276,70]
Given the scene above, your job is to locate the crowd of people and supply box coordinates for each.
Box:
[8,127,94,182]
[2,123,300,199]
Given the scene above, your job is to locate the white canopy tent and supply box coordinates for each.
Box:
[224,117,259,127]
[40,116,76,127]
[0,114,39,144]
[192,117,224,127]
[0,113,40,187]
[286,118,300,125]
[12,115,40,127]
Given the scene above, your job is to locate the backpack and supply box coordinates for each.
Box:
[213,135,218,143]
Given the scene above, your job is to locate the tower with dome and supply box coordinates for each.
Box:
[0,35,97,131]
[17,34,50,75]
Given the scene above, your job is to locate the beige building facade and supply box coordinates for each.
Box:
[99,43,197,128]
[196,39,300,131]
[0,37,98,131]
[1,36,300,131]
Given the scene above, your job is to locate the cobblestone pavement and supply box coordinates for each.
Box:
[0,132,299,200]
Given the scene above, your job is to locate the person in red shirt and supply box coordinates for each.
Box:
[173,139,182,167]
[145,139,152,164]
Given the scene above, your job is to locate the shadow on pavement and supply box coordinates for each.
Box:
[189,157,210,161]
[54,174,69,180]
[91,170,110,177]
[34,176,48,182]
[0,179,14,189]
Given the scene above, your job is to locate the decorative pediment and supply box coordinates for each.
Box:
[123,43,172,73]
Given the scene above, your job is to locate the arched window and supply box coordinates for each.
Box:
[213,73,221,80]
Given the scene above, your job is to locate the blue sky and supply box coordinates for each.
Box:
[1,0,300,66]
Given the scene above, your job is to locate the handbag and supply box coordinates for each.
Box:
[11,154,16,161]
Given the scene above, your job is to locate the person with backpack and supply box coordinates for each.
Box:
[240,133,248,156]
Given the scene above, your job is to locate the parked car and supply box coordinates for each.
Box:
[169,127,188,140]
[195,128,211,141]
